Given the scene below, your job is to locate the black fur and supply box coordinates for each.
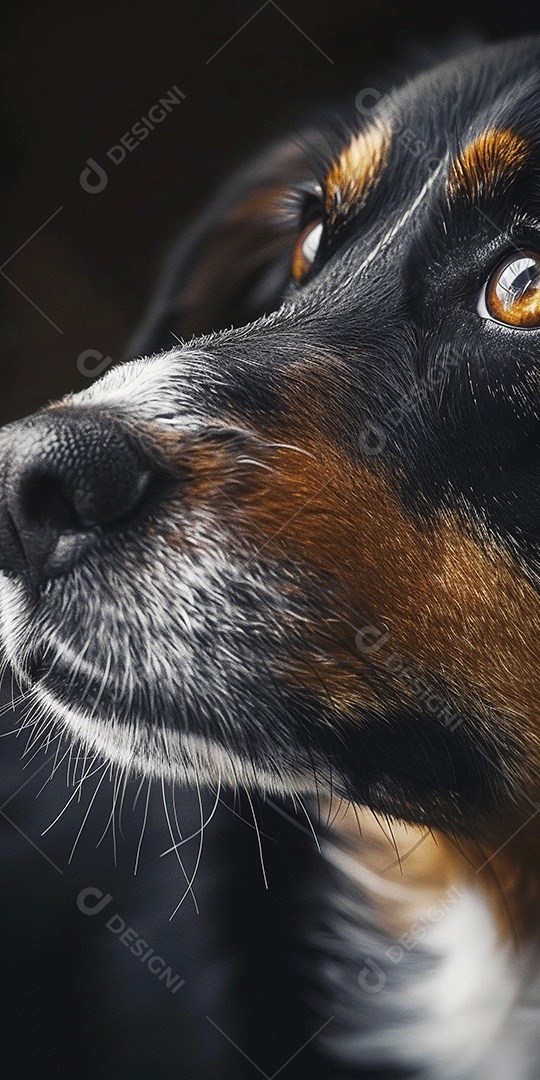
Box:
[4,36,540,1077]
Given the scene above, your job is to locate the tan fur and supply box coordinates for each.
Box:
[331,803,540,943]
[448,129,530,200]
[148,384,540,866]
[325,122,391,222]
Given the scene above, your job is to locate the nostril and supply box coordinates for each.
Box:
[75,467,152,528]
[18,430,152,535]
[0,410,157,584]
[18,460,152,535]
[19,467,152,535]
[20,474,82,533]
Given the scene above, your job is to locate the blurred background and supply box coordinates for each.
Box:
[0,1,539,1077]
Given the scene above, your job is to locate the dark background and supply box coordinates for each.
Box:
[2,0,538,425]
[0,2,538,1078]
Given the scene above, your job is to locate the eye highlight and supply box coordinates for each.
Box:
[479,249,540,328]
[291,220,323,283]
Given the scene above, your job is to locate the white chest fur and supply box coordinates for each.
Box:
[318,834,540,1079]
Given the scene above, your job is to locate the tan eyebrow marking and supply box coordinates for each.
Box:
[325,121,391,222]
[448,128,530,200]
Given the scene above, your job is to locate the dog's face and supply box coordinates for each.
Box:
[3,38,540,834]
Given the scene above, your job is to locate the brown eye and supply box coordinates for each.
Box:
[482,249,540,327]
[291,220,323,283]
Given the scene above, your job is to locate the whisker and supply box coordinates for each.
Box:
[134,778,152,875]
[117,767,131,840]
[245,787,268,891]
[218,795,276,841]
[36,744,72,798]
[0,690,31,717]
[132,774,147,813]
[161,777,199,914]
[160,783,221,854]
[69,765,109,864]
[42,759,106,836]
[168,776,216,921]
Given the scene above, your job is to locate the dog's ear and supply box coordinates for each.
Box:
[128,131,322,356]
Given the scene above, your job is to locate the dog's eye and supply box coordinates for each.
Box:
[479,250,540,328]
[291,220,323,283]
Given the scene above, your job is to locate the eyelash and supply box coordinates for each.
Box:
[299,190,324,228]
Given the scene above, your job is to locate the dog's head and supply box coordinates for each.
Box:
[3,38,540,836]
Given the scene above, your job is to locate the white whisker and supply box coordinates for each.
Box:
[168,775,212,921]
[161,776,199,914]
[68,765,108,863]
[244,787,268,891]
[134,778,152,876]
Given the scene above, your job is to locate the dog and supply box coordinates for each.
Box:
[2,34,540,1079]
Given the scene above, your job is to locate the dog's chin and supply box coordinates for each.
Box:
[23,672,316,796]
[0,578,501,832]
[18,667,492,836]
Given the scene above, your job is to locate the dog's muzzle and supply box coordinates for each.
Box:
[0,409,154,587]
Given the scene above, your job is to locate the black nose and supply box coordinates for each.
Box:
[0,409,153,585]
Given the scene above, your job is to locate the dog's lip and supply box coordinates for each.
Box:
[23,632,496,828]
[23,649,46,687]
[31,654,484,799]
[342,774,483,831]
[358,766,473,806]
